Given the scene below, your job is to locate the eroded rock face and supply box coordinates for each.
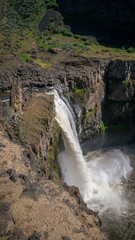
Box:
[106,60,135,80]
[11,78,22,114]
[106,60,135,101]
[0,59,49,90]
[0,55,135,142]
[107,79,135,102]
[104,60,135,126]
[63,63,106,141]
[0,131,105,240]
[61,58,135,141]
[21,93,58,176]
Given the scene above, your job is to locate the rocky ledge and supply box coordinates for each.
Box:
[0,128,105,240]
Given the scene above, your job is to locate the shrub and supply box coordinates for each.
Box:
[55,27,73,37]
[101,124,108,133]
[46,1,58,10]
[73,88,84,101]
[62,42,75,51]
[127,47,135,53]
[49,40,60,48]
[74,34,80,39]
[81,36,89,41]
[3,106,14,118]
[84,40,93,45]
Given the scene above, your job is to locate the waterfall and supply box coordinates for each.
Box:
[50,90,132,212]
[54,90,91,200]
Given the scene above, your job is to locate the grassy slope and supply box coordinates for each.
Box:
[0,0,135,69]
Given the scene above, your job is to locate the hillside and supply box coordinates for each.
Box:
[0,0,135,68]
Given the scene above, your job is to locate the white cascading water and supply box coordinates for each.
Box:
[52,90,132,212]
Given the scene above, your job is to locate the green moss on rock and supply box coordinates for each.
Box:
[73,88,85,102]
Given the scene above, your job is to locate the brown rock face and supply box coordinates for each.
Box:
[62,59,106,141]
[106,60,135,80]
[21,93,58,176]
[11,78,22,114]
[104,60,135,127]
[1,55,135,143]
[106,60,135,101]
[107,79,135,102]
[61,58,135,142]
[0,131,105,240]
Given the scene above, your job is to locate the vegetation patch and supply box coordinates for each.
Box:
[55,26,73,37]
[21,52,51,68]
[85,106,99,117]
[73,88,85,102]
[100,123,109,134]
[1,0,135,65]
[109,79,133,85]
[121,79,132,84]
[127,47,135,53]
[3,106,14,118]
[100,121,129,134]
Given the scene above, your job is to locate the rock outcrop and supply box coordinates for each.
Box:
[55,58,135,142]
[104,60,135,125]
[0,127,105,240]
[106,60,135,101]
[11,78,22,114]
[0,55,135,143]
[20,92,60,177]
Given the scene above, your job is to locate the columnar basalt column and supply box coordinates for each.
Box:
[10,78,22,114]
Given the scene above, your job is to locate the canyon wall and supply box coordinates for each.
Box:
[0,56,135,144]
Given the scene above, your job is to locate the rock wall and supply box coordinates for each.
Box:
[0,58,51,90]
[20,93,59,177]
[104,60,135,124]
[61,58,135,142]
[11,78,22,114]
[0,56,135,143]
[63,62,106,141]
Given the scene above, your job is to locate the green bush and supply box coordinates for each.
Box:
[84,40,93,45]
[62,42,75,51]
[55,27,73,37]
[74,34,80,39]
[127,47,135,53]
[49,40,61,48]
[101,124,108,133]
[81,36,89,41]
[46,0,58,10]
[3,106,14,118]
[73,88,84,101]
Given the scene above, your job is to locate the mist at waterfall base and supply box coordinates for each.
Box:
[52,90,135,239]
